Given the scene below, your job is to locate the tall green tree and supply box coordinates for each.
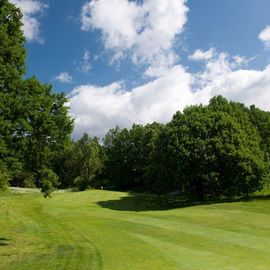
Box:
[0,0,25,189]
[102,123,163,190]
[55,134,104,190]
[12,78,73,192]
[249,105,270,185]
[0,0,73,196]
[166,97,265,199]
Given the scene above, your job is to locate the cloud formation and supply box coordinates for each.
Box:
[70,1,270,139]
[69,65,192,138]
[55,72,73,84]
[10,0,47,42]
[259,25,270,48]
[69,49,270,139]
[81,0,189,77]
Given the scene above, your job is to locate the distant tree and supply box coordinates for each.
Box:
[249,105,270,157]
[166,97,265,199]
[75,134,103,190]
[56,134,103,190]
[146,123,180,194]
[102,123,163,190]
[102,127,133,189]
[249,105,270,185]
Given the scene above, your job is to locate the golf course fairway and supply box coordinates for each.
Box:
[0,190,270,269]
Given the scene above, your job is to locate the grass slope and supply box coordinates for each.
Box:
[0,190,270,269]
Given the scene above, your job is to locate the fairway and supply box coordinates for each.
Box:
[1,190,270,270]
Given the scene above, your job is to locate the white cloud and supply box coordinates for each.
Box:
[259,25,270,48]
[81,0,189,77]
[55,72,73,84]
[189,48,216,61]
[77,49,92,73]
[69,65,192,138]
[193,66,270,112]
[10,0,47,42]
[69,49,270,139]
[193,51,247,88]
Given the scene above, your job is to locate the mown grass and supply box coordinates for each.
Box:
[0,189,270,269]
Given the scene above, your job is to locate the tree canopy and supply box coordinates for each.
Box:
[0,0,73,196]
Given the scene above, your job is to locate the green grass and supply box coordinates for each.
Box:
[0,190,270,269]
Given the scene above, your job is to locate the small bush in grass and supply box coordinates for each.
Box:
[39,168,59,198]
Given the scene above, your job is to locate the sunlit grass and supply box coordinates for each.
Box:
[0,189,270,269]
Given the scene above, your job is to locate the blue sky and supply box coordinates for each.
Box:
[11,0,270,138]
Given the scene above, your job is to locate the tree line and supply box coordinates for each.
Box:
[56,97,270,200]
[1,0,270,199]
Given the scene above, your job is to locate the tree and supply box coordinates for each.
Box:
[166,97,265,199]
[0,1,73,195]
[75,134,103,190]
[102,123,163,191]
[249,105,270,186]
[55,134,104,190]
[0,0,26,190]
[0,160,10,190]
[12,78,73,191]
[0,0,25,86]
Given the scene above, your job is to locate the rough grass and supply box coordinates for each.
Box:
[0,189,270,269]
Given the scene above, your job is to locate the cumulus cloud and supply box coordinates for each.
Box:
[81,0,189,77]
[69,65,192,138]
[193,52,247,88]
[259,25,270,48]
[10,0,47,42]
[69,48,270,139]
[192,54,270,111]
[55,72,73,84]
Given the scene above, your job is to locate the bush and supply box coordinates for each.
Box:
[39,168,59,198]
[0,162,10,191]
[10,171,36,188]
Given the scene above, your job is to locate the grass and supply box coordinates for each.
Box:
[0,190,270,269]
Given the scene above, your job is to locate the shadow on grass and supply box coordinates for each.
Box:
[96,192,270,212]
[0,238,10,247]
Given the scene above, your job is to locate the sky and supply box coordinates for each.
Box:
[10,0,270,139]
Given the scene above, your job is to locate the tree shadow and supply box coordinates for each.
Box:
[253,194,270,201]
[96,192,270,212]
[0,238,10,247]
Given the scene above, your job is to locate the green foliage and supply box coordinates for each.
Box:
[17,78,73,179]
[102,123,163,190]
[100,96,266,199]
[0,0,26,87]
[0,1,73,197]
[56,134,104,190]
[249,105,270,186]
[164,97,265,199]
[249,105,270,156]
[0,0,25,166]
[10,170,36,188]
[39,168,59,198]
[0,161,10,190]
